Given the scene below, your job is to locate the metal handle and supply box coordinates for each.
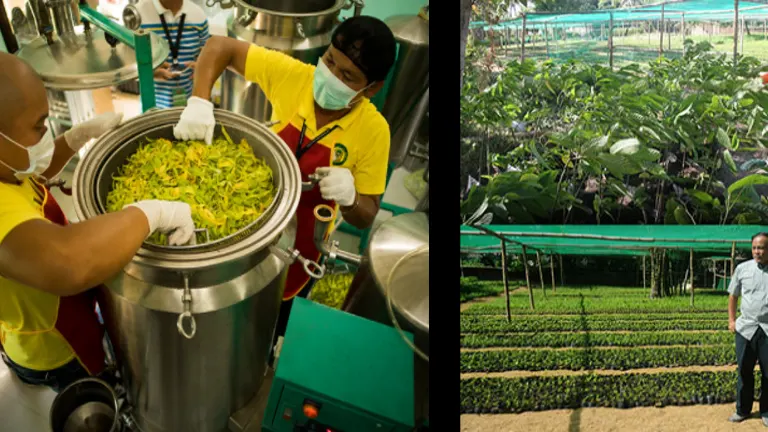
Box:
[344,0,364,16]
[176,273,197,339]
[295,21,306,39]
[269,245,326,279]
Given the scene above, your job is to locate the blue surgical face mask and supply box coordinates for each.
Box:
[0,129,55,181]
[313,60,372,111]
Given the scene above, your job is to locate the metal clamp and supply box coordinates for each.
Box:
[270,245,326,279]
[344,0,365,16]
[325,240,339,273]
[295,22,306,39]
[176,273,197,339]
[302,173,323,191]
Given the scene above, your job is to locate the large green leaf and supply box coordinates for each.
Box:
[722,150,738,173]
[597,153,641,177]
[728,174,768,196]
[717,128,733,150]
[609,138,641,155]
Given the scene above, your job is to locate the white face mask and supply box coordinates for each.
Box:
[313,60,372,111]
[0,129,55,181]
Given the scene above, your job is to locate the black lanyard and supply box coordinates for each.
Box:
[159,13,186,67]
[296,120,339,161]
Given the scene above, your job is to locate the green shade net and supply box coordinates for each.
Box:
[460,224,763,257]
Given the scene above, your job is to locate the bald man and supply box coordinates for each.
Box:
[0,53,196,392]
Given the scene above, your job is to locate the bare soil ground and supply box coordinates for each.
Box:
[460,402,766,432]
[460,287,525,312]
[460,344,727,352]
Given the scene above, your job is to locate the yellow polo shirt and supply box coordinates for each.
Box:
[0,179,77,371]
[244,44,390,196]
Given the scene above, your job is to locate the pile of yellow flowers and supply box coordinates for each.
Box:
[106,130,276,245]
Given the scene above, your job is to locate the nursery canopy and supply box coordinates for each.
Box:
[460,225,765,256]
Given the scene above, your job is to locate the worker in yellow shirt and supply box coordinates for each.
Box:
[0,52,196,392]
[173,16,396,343]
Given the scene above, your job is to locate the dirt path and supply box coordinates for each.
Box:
[460,344,728,353]
[460,287,525,312]
[460,402,766,432]
[460,364,749,379]
[460,330,724,336]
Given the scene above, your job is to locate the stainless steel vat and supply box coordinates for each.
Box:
[315,208,429,425]
[381,11,429,166]
[220,0,362,122]
[72,108,307,432]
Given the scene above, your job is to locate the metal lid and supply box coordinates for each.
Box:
[385,13,429,47]
[16,29,169,90]
[368,212,429,333]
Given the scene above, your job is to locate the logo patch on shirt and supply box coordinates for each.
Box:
[332,143,348,166]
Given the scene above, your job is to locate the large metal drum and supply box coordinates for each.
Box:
[341,212,429,424]
[72,108,303,432]
[221,0,356,122]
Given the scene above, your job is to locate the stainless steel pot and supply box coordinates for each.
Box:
[72,108,310,431]
[50,378,121,432]
[219,0,362,122]
[314,206,429,424]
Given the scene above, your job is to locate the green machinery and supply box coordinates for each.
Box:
[263,298,415,432]
[12,0,167,113]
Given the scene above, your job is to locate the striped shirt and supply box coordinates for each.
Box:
[135,0,209,108]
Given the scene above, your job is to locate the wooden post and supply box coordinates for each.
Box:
[643,255,647,290]
[764,19,766,40]
[500,240,511,323]
[521,14,527,62]
[559,255,564,286]
[660,4,665,57]
[609,12,615,69]
[522,246,535,310]
[536,251,546,296]
[712,260,718,289]
[731,241,737,276]
[689,249,695,307]
[734,0,740,63]
[550,253,556,294]
[545,23,550,58]
[741,16,745,55]
[668,19,671,51]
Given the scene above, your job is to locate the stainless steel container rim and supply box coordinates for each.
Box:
[229,0,346,18]
[387,245,429,333]
[72,108,302,270]
[49,377,119,431]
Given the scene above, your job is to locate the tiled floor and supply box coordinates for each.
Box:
[0,360,58,430]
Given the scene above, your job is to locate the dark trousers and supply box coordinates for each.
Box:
[1,351,89,394]
[736,327,768,416]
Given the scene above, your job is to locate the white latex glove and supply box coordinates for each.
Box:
[173,96,215,145]
[64,112,124,152]
[125,200,196,246]
[316,167,357,207]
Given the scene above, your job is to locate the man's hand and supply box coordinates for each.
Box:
[173,96,215,145]
[729,320,736,333]
[125,200,196,246]
[154,62,181,81]
[64,112,124,152]
[183,61,196,71]
[316,167,357,207]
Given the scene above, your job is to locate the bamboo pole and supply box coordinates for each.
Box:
[521,14,527,62]
[734,0,740,63]
[741,16,746,55]
[501,240,511,323]
[536,251,546,296]
[681,13,686,53]
[550,253,556,294]
[545,23,550,58]
[660,4,665,57]
[712,260,718,289]
[689,249,695,307]
[643,255,647,290]
[609,12,614,69]
[559,255,564,287]
[731,241,737,276]
[522,246,535,310]
[461,229,751,245]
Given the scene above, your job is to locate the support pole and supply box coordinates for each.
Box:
[660,4,665,57]
[731,241,737,276]
[500,240,511,323]
[764,19,767,41]
[536,251,546,296]
[734,0,740,64]
[713,260,718,289]
[643,255,647,290]
[545,23,550,58]
[559,255,564,286]
[609,12,615,69]
[689,249,695,307]
[668,19,671,51]
[550,253,556,294]
[521,14,527,62]
[741,16,745,55]
[522,246,535,310]
[682,13,686,53]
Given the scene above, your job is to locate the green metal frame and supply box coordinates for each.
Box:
[78,5,156,112]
